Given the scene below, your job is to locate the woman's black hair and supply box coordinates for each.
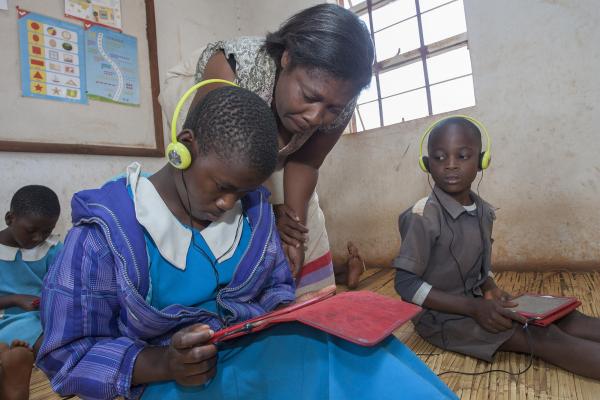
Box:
[265,3,374,93]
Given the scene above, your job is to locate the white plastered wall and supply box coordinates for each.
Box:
[318,0,600,270]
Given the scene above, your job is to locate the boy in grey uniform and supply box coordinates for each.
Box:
[394,116,600,379]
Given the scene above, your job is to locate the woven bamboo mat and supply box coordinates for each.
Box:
[340,268,600,400]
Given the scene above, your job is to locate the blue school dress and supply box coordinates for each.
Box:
[52,163,452,399]
[0,237,62,346]
[140,223,456,400]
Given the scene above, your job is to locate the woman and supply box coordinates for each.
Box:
[160,4,373,298]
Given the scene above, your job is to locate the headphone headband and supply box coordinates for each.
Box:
[166,79,238,169]
[170,79,239,144]
[418,114,491,172]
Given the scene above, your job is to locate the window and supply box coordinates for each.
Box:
[341,0,476,132]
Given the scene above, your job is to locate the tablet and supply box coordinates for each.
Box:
[510,294,574,318]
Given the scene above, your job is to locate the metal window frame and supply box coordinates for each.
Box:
[339,0,472,133]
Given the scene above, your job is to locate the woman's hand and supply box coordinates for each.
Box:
[166,324,218,386]
[284,243,305,279]
[274,204,309,248]
[469,298,526,333]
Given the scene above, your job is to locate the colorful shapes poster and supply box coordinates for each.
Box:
[18,8,87,103]
[65,0,122,31]
[85,25,139,106]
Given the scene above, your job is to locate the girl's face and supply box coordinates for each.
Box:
[5,212,57,249]
[273,51,356,136]
[179,151,267,224]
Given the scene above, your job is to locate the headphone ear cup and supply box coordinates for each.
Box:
[479,151,491,170]
[166,142,192,170]
[419,156,430,173]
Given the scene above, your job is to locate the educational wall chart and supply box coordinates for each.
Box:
[18,8,87,104]
[85,24,140,105]
[65,0,122,31]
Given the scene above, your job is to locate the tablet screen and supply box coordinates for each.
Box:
[510,294,572,316]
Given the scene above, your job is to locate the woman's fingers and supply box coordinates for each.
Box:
[279,231,302,248]
[279,223,308,244]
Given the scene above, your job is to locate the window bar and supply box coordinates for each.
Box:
[415,0,433,115]
[350,112,358,133]
[356,107,366,131]
[367,0,384,128]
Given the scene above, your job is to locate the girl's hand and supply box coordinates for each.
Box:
[11,294,40,311]
[274,204,309,248]
[166,324,218,386]
[469,298,526,333]
[484,287,512,302]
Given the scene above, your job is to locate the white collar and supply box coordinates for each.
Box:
[463,203,477,212]
[0,234,60,262]
[126,162,244,270]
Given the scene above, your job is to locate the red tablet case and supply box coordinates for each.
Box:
[210,290,422,346]
[513,294,581,327]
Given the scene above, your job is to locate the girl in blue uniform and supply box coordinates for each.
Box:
[0,185,61,400]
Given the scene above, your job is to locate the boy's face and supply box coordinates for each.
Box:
[5,212,58,249]
[428,123,481,203]
[181,151,267,223]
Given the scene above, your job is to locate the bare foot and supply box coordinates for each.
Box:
[0,341,34,400]
[346,241,366,290]
[10,340,30,349]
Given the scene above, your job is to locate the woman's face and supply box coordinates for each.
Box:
[274,51,356,136]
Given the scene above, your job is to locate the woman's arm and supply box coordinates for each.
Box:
[188,51,236,112]
[278,127,345,272]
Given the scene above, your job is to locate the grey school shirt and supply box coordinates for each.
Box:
[393,186,515,361]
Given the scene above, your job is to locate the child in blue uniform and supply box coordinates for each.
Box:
[0,185,61,400]
[38,87,456,399]
[394,116,600,379]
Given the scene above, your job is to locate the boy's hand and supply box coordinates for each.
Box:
[274,204,309,248]
[11,294,40,311]
[484,287,512,302]
[469,298,526,333]
[167,324,217,386]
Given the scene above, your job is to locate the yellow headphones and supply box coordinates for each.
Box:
[166,79,239,169]
[418,114,491,173]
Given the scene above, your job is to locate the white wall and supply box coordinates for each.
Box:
[154,0,324,78]
[0,0,165,237]
[319,0,600,270]
[5,0,595,272]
